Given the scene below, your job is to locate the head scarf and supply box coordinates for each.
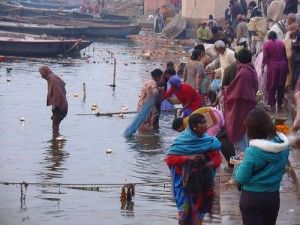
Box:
[167,128,221,155]
[168,76,181,88]
[39,66,68,112]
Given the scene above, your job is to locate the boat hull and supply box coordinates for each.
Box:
[19,1,80,10]
[0,22,141,38]
[0,39,92,57]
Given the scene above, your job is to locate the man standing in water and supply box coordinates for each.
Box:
[39,66,68,137]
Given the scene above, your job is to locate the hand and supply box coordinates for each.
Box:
[203,161,214,169]
[189,154,205,161]
[230,158,242,165]
[177,109,183,117]
[238,152,245,160]
[158,87,164,92]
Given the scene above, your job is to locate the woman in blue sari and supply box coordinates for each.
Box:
[165,113,221,225]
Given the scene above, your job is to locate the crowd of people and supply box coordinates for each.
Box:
[39,1,300,224]
[135,1,300,224]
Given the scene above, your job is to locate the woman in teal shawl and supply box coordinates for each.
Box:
[165,113,222,225]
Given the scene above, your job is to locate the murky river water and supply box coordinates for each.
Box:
[0,39,221,225]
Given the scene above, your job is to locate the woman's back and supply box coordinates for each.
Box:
[235,133,289,192]
[184,60,202,89]
[264,40,287,62]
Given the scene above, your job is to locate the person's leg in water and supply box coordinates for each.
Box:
[52,117,62,138]
[51,108,67,138]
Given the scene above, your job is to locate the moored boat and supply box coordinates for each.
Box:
[18,0,81,10]
[0,20,141,38]
[0,33,92,57]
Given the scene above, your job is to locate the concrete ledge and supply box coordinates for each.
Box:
[285,94,300,196]
[218,160,243,225]
[289,149,300,197]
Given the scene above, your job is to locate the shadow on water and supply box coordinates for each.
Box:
[38,137,69,181]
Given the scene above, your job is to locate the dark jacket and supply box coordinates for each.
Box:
[222,61,237,87]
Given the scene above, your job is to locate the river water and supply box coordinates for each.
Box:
[0,39,220,225]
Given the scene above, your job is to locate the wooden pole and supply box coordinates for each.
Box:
[111,58,116,87]
[83,82,86,100]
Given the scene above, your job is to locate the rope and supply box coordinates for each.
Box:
[1,180,171,208]
[65,39,81,54]
[0,181,171,188]
[76,108,181,116]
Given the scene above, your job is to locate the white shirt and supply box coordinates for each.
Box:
[207,48,236,80]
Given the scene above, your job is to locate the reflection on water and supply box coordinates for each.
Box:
[126,133,163,153]
[38,137,69,181]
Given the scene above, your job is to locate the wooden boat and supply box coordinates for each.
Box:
[18,0,80,10]
[100,13,132,21]
[0,19,141,38]
[0,2,134,24]
[85,24,141,38]
[0,33,92,57]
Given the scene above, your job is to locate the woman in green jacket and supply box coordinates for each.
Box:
[233,108,289,225]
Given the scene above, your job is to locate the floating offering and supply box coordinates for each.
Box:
[144,52,151,60]
[106,149,112,154]
[118,113,124,118]
[121,106,128,111]
[19,117,25,122]
[92,103,98,108]
[91,106,97,111]
[74,93,78,97]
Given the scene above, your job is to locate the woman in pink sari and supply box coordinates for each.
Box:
[137,69,163,133]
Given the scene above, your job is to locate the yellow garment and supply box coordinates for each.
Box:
[197,27,210,40]
[182,107,217,129]
[248,17,268,40]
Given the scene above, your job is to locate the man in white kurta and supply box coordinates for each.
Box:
[206,40,236,81]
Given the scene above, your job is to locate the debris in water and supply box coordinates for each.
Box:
[143,52,151,60]
[7,79,11,82]
[121,106,128,111]
[19,117,25,122]
[106,149,112,154]
[6,67,12,73]
[118,113,124,118]
[74,93,78,97]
